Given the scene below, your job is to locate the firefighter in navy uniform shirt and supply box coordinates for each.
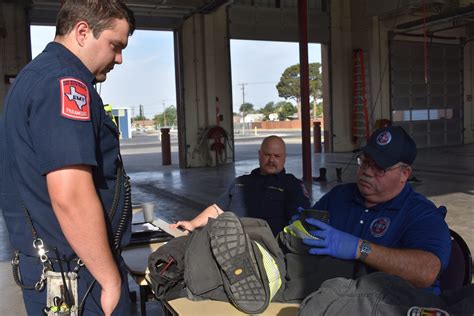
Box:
[0,1,135,315]
[300,126,451,294]
[171,135,311,235]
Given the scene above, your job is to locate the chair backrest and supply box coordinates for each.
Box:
[439,229,472,291]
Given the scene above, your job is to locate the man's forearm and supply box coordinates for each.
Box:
[357,240,441,288]
[190,204,223,228]
[54,198,120,288]
[47,167,121,290]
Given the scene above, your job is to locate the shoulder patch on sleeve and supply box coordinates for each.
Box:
[60,78,90,121]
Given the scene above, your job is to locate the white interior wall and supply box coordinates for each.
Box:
[375,16,396,128]
[329,0,355,152]
[328,0,399,151]
[351,0,381,147]
[179,7,233,167]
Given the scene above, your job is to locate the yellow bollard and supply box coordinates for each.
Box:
[254,126,258,136]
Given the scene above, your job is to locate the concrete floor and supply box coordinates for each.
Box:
[1,135,473,315]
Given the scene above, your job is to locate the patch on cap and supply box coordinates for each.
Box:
[370,217,390,237]
[60,78,90,121]
[375,131,392,146]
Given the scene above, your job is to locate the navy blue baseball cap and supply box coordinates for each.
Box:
[360,126,417,169]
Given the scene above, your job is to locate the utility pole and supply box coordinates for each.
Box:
[240,83,248,106]
[139,104,144,128]
[239,83,248,134]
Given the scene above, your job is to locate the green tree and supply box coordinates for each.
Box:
[309,63,323,119]
[133,104,147,122]
[239,102,255,114]
[276,63,323,119]
[259,102,276,120]
[133,114,147,122]
[153,105,177,127]
[275,101,297,120]
[239,102,255,122]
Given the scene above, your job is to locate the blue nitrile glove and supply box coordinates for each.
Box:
[290,206,305,224]
[302,218,360,260]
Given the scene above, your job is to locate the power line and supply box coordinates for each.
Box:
[233,81,277,87]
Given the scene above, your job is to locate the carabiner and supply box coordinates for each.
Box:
[32,238,44,249]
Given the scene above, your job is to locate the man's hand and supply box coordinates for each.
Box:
[302,218,360,260]
[170,220,195,232]
[100,277,122,316]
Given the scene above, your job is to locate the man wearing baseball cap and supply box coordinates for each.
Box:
[301,126,451,294]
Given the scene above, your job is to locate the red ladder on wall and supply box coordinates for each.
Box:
[352,48,370,143]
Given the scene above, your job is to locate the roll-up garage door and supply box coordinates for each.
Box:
[390,40,463,148]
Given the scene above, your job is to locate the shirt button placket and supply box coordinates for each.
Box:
[360,209,370,227]
[359,208,369,235]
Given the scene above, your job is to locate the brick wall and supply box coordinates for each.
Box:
[251,118,324,129]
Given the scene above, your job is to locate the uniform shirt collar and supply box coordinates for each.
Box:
[251,167,286,178]
[352,183,413,211]
[45,42,96,84]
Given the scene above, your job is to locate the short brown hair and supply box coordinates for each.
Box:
[56,0,135,38]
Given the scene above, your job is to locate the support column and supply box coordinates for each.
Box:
[313,121,322,153]
[328,0,354,152]
[161,128,171,165]
[298,0,312,183]
[177,7,233,168]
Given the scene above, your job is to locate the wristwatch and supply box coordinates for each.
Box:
[359,240,372,261]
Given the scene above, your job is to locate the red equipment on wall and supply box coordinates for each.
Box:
[207,126,227,165]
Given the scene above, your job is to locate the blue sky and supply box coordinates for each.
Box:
[31,26,321,118]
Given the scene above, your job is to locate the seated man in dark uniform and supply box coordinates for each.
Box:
[171,135,311,235]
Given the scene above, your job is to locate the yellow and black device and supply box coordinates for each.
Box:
[103,104,117,127]
[300,209,330,232]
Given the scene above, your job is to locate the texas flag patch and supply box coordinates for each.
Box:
[60,78,90,121]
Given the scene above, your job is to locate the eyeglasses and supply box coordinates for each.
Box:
[356,155,405,177]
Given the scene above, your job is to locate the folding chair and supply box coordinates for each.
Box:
[439,229,472,291]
